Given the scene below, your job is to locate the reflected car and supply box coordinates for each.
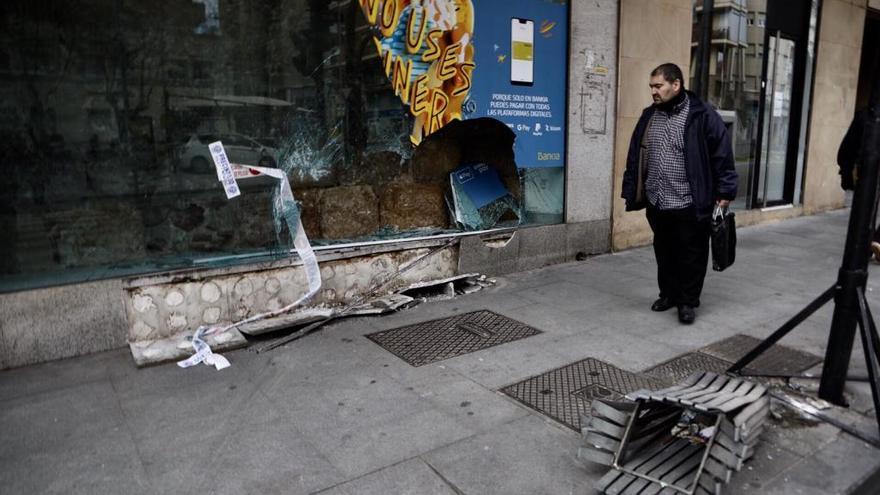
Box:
[176,133,278,173]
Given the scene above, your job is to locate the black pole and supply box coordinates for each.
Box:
[693,0,713,99]
[818,53,880,405]
[728,285,835,374]
[856,288,880,435]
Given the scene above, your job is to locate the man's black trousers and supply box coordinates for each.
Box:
[646,206,711,307]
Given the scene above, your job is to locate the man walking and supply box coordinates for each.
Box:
[621,63,737,324]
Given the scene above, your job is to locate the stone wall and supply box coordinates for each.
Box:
[802,0,867,213]
[0,279,129,369]
[566,0,618,226]
[123,246,457,343]
[611,0,692,250]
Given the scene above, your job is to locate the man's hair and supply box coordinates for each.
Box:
[651,63,684,88]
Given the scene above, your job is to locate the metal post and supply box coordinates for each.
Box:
[856,288,880,436]
[818,51,880,405]
[728,284,835,374]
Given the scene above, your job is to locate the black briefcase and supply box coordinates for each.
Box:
[711,206,736,272]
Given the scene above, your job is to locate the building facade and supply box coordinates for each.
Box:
[0,0,876,367]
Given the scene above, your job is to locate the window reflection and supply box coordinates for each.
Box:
[0,0,565,291]
[690,0,764,209]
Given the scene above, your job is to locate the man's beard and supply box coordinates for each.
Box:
[654,90,685,111]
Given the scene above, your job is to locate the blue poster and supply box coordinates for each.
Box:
[359,0,567,169]
[465,0,568,169]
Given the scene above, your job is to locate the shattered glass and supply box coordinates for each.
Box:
[0,0,565,292]
[449,164,522,231]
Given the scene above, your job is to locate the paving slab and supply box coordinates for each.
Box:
[758,431,880,495]
[0,380,150,495]
[1,208,879,495]
[194,419,345,495]
[422,414,593,495]
[315,458,459,495]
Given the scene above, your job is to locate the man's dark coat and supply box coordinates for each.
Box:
[621,90,738,221]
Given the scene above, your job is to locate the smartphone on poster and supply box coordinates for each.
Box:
[510,17,534,86]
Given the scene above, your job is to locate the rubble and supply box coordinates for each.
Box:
[237,307,335,336]
[580,371,769,494]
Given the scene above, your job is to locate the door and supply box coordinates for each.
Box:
[748,0,815,209]
[754,32,796,207]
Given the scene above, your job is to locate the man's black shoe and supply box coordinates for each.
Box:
[678,305,696,324]
[651,297,675,312]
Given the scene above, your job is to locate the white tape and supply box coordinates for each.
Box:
[231,164,264,179]
[209,141,241,199]
[178,146,322,371]
[177,326,231,370]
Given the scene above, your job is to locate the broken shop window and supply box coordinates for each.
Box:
[0,0,567,292]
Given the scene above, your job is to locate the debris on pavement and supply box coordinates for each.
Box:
[254,272,495,354]
[580,371,769,494]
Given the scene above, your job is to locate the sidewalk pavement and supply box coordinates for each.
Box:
[2,208,880,495]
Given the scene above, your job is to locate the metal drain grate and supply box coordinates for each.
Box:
[365,310,541,367]
[500,358,665,431]
[642,352,733,385]
[699,334,822,376]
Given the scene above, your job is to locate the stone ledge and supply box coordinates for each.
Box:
[128,327,247,368]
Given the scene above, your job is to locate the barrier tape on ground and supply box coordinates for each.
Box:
[178,143,322,370]
[177,325,231,370]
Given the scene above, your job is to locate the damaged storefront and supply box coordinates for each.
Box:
[2,0,614,366]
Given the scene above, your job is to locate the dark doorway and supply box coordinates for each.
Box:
[750,0,814,208]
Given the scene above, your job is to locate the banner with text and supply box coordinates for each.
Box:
[360,0,568,168]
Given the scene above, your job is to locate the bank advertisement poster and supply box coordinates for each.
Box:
[359,0,568,169]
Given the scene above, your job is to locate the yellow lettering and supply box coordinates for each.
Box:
[437,42,461,81]
[382,49,393,78]
[409,74,431,117]
[422,29,443,62]
[360,0,380,25]
[379,0,401,38]
[426,90,449,135]
[372,36,383,57]
[451,62,475,97]
[392,56,413,104]
[405,7,427,54]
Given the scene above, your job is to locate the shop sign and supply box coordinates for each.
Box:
[360,0,568,169]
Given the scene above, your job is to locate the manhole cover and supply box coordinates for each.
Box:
[365,310,541,367]
[500,358,665,431]
[642,352,734,385]
[573,383,620,401]
[699,334,822,376]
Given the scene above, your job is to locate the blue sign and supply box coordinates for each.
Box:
[452,164,510,208]
[466,0,568,169]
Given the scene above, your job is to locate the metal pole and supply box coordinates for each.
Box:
[856,288,880,436]
[693,0,714,98]
[728,284,835,374]
[818,50,880,405]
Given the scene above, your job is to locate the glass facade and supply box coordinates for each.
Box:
[689,0,818,210]
[0,0,569,292]
[691,0,763,209]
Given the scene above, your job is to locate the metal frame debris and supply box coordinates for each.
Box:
[580,372,769,495]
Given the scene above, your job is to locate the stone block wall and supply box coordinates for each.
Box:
[124,245,457,342]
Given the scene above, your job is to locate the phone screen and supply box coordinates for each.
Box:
[511,18,534,86]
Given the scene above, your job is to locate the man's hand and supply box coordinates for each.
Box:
[716,199,730,209]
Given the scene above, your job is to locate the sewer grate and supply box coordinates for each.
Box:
[365,310,541,367]
[641,352,733,385]
[699,334,822,376]
[500,358,666,431]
